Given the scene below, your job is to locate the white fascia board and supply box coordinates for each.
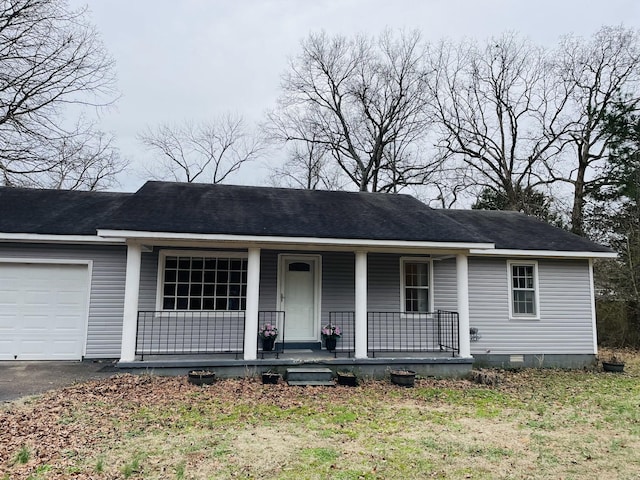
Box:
[0,232,126,245]
[97,229,495,251]
[469,248,617,259]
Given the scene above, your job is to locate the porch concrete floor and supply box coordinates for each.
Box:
[118,350,471,379]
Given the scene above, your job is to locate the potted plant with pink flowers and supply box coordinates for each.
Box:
[321,324,341,351]
[259,323,278,351]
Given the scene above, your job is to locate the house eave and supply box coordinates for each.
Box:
[468,248,617,259]
[0,232,126,245]
[97,229,496,251]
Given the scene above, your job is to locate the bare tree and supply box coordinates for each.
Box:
[267,30,437,193]
[0,0,119,189]
[267,137,345,190]
[426,33,570,210]
[3,118,125,190]
[553,26,640,235]
[138,114,263,184]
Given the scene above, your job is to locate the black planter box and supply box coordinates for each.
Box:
[262,372,281,384]
[188,370,216,386]
[602,361,625,373]
[337,372,357,386]
[390,370,416,387]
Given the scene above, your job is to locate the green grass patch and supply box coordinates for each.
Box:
[15,445,30,465]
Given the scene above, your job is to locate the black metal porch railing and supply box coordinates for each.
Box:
[257,311,285,358]
[136,311,246,360]
[367,310,459,356]
[328,310,459,357]
[136,309,458,359]
[328,311,356,356]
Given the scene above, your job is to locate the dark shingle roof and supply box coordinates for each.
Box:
[0,182,613,254]
[439,209,612,253]
[99,182,493,244]
[0,187,131,235]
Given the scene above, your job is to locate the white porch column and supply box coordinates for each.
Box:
[355,250,368,359]
[120,242,142,363]
[456,253,472,358]
[243,247,261,360]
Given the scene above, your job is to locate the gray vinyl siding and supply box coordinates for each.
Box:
[469,257,595,355]
[139,250,159,311]
[433,258,457,312]
[0,243,126,358]
[368,254,400,311]
[321,252,355,323]
[258,250,278,311]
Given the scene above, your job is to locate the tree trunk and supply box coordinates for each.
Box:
[571,148,589,236]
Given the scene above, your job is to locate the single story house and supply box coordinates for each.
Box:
[0,181,615,376]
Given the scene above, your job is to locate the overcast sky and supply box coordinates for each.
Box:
[73,0,640,192]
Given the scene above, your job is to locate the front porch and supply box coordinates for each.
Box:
[134,309,460,359]
[122,309,469,378]
[117,350,473,379]
[117,243,474,377]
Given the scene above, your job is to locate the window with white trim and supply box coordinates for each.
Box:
[162,255,247,311]
[510,262,537,316]
[402,259,430,312]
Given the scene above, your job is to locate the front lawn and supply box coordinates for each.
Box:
[1,351,639,479]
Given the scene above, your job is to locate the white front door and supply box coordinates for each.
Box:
[279,256,320,342]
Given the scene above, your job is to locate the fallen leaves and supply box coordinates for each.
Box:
[0,355,638,479]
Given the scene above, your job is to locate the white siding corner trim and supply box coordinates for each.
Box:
[589,259,598,354]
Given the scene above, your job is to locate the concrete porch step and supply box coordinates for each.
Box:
[287,380,336,387]
[286,367,334,385]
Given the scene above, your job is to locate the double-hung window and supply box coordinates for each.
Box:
[161,253,248,311]
[509,261,538,318]
[402,258,431,313]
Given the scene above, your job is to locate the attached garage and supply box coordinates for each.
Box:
[0,261,90,360]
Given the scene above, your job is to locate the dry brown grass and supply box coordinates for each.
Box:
[1,351,639,479]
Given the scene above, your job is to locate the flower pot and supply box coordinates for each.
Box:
[262,337,275,351]
[324,336,337,351]
[602,361,625,373]
[262,372,281,384]
[188,370,216,386]
[337,372,357,387]
[390,370,416,387]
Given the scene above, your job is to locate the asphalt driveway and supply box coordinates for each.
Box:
[0,360,118,403]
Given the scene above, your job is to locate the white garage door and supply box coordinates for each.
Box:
[0,262,89,360]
